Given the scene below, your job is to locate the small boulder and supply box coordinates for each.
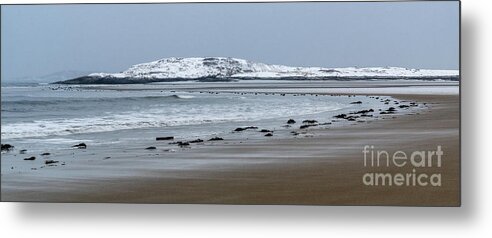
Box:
[24,156,36,161]
[208,137,224,141]
[234,126,258,132]
[45,160,59,165]
[300,124,317,129]
[189,139,204,143]
[259,129,273,133]
[287,119,296,124]
[334,114,347,119]
[302,120,318,124]
[145,146,157,150]
[177,141,190,147]
[1,144,14,152]
[234,127,246,132]
[40,152,51,156]
[156,136,174,141]
[264,133,273,137]
[72,143,87,149]
[350,101,362,104]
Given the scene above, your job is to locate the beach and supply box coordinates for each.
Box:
[1,81,460,206]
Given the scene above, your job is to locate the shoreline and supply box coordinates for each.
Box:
[1,83,459,206]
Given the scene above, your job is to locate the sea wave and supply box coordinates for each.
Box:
[1,101,343,139]
[2,94,195,106]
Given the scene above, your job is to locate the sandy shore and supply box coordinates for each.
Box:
[1,83,459,206]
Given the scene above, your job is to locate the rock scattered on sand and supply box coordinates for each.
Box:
[156,136,174,141]
[399,105,410,109]
[287,119,296,124]
[20,149,27,154]
[1,144,14,152]
[334,114,347,119]
[145,146,157,150]
[41,152,50,156]
[352,109,374,114]
[264,133,273,137]
[45,160,59,165]
[300,124,318,129]
[23,156,36,161]
[189,139,204,143]
[302,120,318,124]
[350,101,362,104]
[175,141,190,147]
[72,143,87,149]
[334,113,359,121]
[208,137,224,141]
[259,129,273,133]
[234,126,258,132]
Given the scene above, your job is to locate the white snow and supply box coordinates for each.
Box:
[88,57,459,80]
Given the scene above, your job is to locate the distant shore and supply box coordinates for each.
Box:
[1,81,460,205]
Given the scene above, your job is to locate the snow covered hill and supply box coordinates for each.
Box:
[56,57,459,84]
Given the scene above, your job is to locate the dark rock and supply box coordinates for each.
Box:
[302,120,318,124]
[380,111,394,115]
[45,160,59,165]
[352,109,374,114]
[189,139,204,143]
[1,144,14,151]
[387,107,397,112]
[399,105,410,108]
[208,137,224,141]
[72,143,87,149]
[156,136,174,141]
[287,119,296,124]
[40,152,51,156]
[350,101,362,104]
[24,156,36,161]
[300,124,318,129]
[264,133,273,137]
[234,126,258,132]
[345,115,359,121]
[334,114,348,119]
[20,149,27,154]
[145,146,157,150]
[177,141,190,147]
[259,129,273,133]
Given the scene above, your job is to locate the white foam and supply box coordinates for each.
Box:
[1,97,346,139]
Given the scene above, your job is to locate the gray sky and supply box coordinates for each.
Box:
[1,1,459,80]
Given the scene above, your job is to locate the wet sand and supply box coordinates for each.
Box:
[1,84,460,206]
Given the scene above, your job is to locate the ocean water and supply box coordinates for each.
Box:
[1,84,384,153]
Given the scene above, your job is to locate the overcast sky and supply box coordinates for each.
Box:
[1,1,459,80]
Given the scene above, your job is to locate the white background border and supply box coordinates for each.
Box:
[1,0,489,237]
